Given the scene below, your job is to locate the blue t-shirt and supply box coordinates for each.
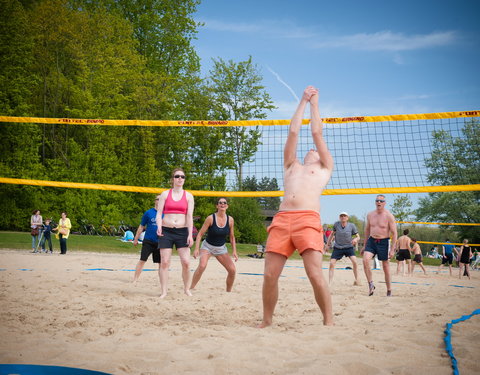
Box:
[443,243,454,255]
[140,208,158,242]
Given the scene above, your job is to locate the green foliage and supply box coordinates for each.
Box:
[0,0,277,244]
[242,176,280,210]
[417,120,480,243]
[348,215,364,235]
[207,57,276,188]
[226,197,267,244]
[391,194,413,231]
[0,231,261,257]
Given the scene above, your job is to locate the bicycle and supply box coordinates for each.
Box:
[99,220,112,236]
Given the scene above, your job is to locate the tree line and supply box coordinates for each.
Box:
[0,0,276,243]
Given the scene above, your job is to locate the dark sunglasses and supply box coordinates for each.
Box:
[218,201,228,205]
[375,199,385,203]
[174,175,186,179]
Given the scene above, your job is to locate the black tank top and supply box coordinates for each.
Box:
[460,245,471,263]
[205,213,230,246]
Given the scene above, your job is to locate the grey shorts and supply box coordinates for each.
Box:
[201,240,228,256]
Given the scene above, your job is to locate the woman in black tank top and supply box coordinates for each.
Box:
[190,198,238,292]
[458,239,472,279]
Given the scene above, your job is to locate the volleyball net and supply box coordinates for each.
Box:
[0,110,479,196]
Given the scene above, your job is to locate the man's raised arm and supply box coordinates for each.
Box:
[310,91,333,171]
[283,87,314,169]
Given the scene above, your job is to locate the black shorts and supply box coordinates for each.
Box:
[158,226,189,249]
[365,237,390,261]
[442,253,454,265]
[140,239,160,263]
[413,254,422,263]
[331,246,355,260]
[396,249,411,261]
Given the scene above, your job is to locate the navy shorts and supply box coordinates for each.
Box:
[158,226,189,249]
[331,246,356,260]
[365,237,390,261]
[441,253,454,265]
[140,239,160,263]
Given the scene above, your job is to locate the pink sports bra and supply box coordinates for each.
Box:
[163,189,188,214]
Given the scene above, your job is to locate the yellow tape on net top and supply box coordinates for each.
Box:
[0,110,478,127]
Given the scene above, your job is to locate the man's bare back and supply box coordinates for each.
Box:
[397,234,411,249]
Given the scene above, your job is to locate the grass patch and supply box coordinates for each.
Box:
[0,231,260,257]
[0,232,444,265]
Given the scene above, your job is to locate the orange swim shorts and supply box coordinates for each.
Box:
[265,210,324,258]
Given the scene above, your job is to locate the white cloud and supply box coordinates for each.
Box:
[312,30,457,51]
[200,19,263,33]
[200,18,458,52]
[200,18,316,39]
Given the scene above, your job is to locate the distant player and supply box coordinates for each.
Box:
[361,195,397,296]
[326,212,361,285]
[410,238,427,275]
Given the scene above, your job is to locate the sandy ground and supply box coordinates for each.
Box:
[0,250,479,375]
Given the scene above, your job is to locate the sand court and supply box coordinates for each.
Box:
[0,250,479,375]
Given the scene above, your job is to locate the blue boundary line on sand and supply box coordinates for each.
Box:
[0,364,111,375]
[2,268,476,289]
[444,308,480,375]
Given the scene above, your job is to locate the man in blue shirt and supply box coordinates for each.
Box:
[437,239,456,276]
[133,198,160,284]
[326,212,361,286]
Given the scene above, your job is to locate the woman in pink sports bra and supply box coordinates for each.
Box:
[156,168,195,298]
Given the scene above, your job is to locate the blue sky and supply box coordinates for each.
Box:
[192,0,480,225]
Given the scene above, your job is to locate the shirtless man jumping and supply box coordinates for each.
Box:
[361,195,397,296]
[259,86,334,328]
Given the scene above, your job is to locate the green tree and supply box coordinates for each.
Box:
[416,120,480,243]
[242,176,281,210]
[227,197,267,244]
[207,57,276,189]
[391,194,413,231]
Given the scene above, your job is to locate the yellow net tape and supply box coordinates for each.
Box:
[0,110,478,127]
[417,241,480,247]
[1,177,479,197]
[397,221,480,226]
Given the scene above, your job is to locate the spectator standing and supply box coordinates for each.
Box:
[54,212,71,255]
[30,209,43,253]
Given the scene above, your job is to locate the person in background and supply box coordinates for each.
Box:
[325,225,333,243]
[437,239,455,277]
[30,209,43,253]
[54,212,71,255]
[326,212,361,286]
[132,197,160,284]
[40,218,53,253]
[361,195,397,297]
[458,239,473,280]
[410,238,427,275]
[190,197,238,292]
[395,229,412,276]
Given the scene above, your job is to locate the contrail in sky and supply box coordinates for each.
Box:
[267,66,299,102]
